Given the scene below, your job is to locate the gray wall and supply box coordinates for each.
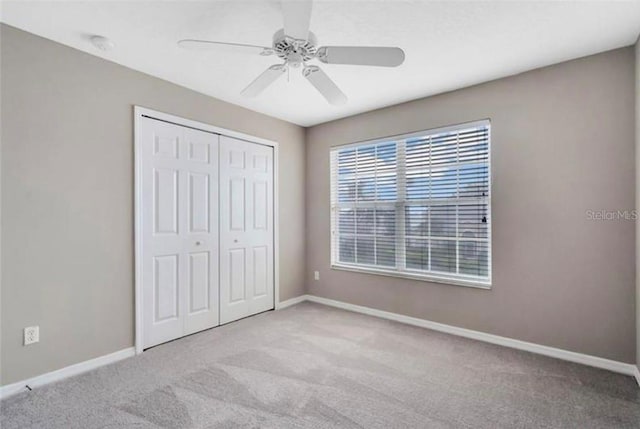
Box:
[1,22,637,386]
[306,47,636,363]
[636,38,639,372]
[0,25,306,384]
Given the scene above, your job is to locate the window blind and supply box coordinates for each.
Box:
[330,121,491,286]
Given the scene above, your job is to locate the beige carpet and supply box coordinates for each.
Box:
[1,302,639,428]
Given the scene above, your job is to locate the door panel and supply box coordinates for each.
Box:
[253,154,268,172]
[189,251,210,314]
[229,149,245,169]
[220,136,274,324]
[189,173,210,233]
[189,140,210,163]
[154,169,178,234]
[253,181,268,229]
[229,248,246,303]
[253,246,268,297]
[154,135,178,159]
[230,178,246,231]
[141,117,220,348]
[154,254,179,322]
[181,126,219,337]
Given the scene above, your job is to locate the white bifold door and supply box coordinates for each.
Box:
[219,135,274,324]
[140,117,220,348]
[139,116,274,349]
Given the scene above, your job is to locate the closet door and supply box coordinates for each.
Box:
[219,136,274,324]
[140,117,219,349]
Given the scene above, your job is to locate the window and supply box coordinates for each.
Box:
[330,121,491,288]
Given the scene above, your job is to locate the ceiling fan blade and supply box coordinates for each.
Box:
[282,0,312,40]
[303,66,347,106]
[178,39,274,55]
[241,64,287,97]
[317,46,405,67]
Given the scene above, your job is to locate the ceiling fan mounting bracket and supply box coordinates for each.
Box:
[272,29,318,67]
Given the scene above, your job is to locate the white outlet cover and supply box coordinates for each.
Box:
[24,326,39,345]
[314,271,320,281]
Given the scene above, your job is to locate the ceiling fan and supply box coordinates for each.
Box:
[178,1,405,106]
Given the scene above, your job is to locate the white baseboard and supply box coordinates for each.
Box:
[0,347,135,400]
[2,297,636,401]
[276,294,309,310]
[303,295,637,378]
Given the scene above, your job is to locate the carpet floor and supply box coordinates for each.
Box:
[1,302,639,428]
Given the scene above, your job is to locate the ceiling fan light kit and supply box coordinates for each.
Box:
[178,1,405,106]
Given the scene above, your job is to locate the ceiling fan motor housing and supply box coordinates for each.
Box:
[273,29,318,67]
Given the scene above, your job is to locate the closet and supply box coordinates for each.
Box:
[137,113,274,349]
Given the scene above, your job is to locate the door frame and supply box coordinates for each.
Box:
[133,106,280,355]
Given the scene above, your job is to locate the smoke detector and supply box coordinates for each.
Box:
[90,35,115,52]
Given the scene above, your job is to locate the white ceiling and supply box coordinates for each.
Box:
[2,1,640,127]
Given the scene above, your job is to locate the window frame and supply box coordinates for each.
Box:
[330,120,492,289]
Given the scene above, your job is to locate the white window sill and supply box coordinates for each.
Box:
[331,264,492,290]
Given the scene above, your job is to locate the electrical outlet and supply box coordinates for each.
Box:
[24,326,39,346]
[314,271,320,281]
